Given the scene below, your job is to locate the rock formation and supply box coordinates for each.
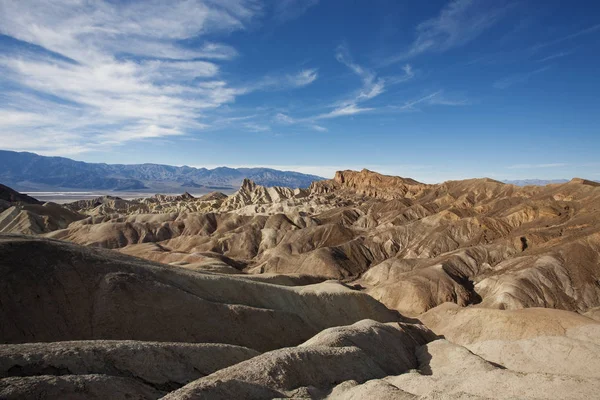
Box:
[1,169,600,398]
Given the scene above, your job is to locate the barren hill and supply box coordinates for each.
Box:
[0,183,41,208]
[1,170,600,398]
[31,169,600,316]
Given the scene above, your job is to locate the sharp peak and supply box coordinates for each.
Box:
[241,178,257,191]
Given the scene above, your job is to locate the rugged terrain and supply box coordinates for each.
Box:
[1,169,600,399]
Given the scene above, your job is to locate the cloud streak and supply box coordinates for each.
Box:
[272,0,319,23]
[272,45,463,129]
[249,69,319,91]
[387,0,511,63]
[388,90,468,112]
[493,66,550,89]
[315,104,375,119]
[537,50,574,63]
[532,23,600,51]
[0,0,319,154]
[315,45,414,119]
[335,45,391,104]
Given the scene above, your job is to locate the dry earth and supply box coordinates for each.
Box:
[1,169,600,399]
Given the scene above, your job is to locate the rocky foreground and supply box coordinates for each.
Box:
[1,170,600,399]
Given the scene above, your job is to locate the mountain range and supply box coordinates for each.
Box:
[2,150,590,193]
[0,150,324,192]
[501,179,571,186]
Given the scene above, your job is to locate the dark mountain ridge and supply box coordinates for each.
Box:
[0,150,325,191]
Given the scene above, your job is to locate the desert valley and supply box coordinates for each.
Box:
[2,168,600,399]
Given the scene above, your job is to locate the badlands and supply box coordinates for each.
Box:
[1,169,600,399]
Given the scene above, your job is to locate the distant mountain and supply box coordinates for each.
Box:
[502,179,570,186]
[0,150,325,192]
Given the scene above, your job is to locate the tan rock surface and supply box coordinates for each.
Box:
[163,319,435,399]
[0,374,163,400]
[420,303,600,378]
[0,341,259,389]
[0,235,400,352]
[388,339,600,399]
[0,203,83,234]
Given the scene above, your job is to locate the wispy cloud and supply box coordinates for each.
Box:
[271,46,413,127]
[274,113,297,124]
[273,113,326,131]
[0,0,259,62]
[537,50,574,63]
[0,0,318,155]
[317,45,413,119]
[244,68,319,92]
[532,23,600,51]
[428,93,470,106]
[311,125,328,132]
[390,90,467,112]
[243,122,271,132]
[315,104,375,119]
[507,163,568,169]
[335,45,385,101]
[493,66,550,89]
[272,0,319,23]
[387,0,511,63]
[529,24,600,62]
[273,45,464,127]
[290,68,319,86]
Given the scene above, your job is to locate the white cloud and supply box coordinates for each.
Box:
[110,40,240,61]
[0,0,259,62]
[273,112,327,131]
[426,91,469,107]
[143,60,220,80]
[269,46,417,125]
[0,110,61,128]
[317,45,415,119]
[272,0,319,23]
[0,0,318,155]
[0,0,474,157]
[98,125,187,145]
[247,68,319,91]
[274,113,297,124]
[289,68,319,86]
[389,90,467,112]
[243,122,271,132]
[335,45,387,103]
[396,91,441,111]
[315,104,374,119]
[387,0,510,63]
[537,50,574,63]
[532,24,600,51]
[311,125,328,132]
[493,66,550,89]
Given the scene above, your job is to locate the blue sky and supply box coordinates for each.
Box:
[0,0,599,182]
